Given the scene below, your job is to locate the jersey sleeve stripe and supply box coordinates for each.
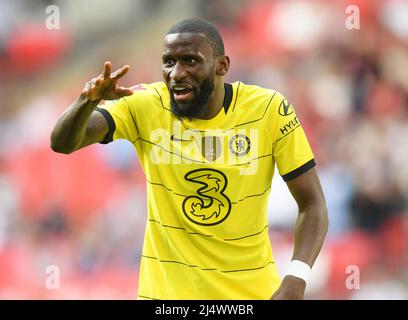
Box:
[273,124,301,144]
[95,107,116,144]
[222,82,233,113]
[128,107,139,135]
[234,91,277,128]
[231,81,241,112]
[281,159,316,182]
[154,87,171,111]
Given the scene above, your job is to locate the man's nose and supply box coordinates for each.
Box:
[170,62,187,82]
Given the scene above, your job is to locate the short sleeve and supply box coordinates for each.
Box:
[272,94,316,181]
[95,95,139,144]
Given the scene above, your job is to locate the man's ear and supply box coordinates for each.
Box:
[216,55,230,76]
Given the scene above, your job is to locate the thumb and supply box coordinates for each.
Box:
[117,87,134,97]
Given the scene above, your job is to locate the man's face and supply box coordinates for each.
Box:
[162,33,216,119]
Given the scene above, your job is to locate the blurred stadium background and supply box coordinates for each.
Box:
[0,0,407,299]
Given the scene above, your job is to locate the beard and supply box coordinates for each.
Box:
[168,74,215,120]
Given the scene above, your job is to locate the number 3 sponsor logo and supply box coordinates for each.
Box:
[182,168,231,226]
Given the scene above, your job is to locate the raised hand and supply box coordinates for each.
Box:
[82,61,133,101]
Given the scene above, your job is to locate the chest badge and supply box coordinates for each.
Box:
[201,136,221,162]
[229,134,251,156]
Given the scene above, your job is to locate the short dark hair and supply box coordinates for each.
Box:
[167,18,225,56]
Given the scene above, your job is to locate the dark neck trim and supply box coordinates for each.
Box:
[222,83,233,114]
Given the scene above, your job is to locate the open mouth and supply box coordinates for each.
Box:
[171,84,194,102]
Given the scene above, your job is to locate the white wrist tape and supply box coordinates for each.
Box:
[286,260,311,283]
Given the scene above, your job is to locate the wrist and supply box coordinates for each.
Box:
[285,260,311,284]
[79,93,101,107]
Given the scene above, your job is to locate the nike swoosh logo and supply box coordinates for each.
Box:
[170,134,192,142]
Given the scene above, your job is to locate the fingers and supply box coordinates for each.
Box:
[82,62,131,100]
[103,61,112,79]
[111,65,130,80]
[102,61,130,80]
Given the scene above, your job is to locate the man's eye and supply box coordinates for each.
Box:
[164,60,175,66]
[186,58,196,64]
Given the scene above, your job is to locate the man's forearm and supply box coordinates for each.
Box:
[270,203,327,299]
[50,94,100,154]
[292,203,328,266]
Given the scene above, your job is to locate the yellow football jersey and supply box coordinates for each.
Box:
[97,81,315,300]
